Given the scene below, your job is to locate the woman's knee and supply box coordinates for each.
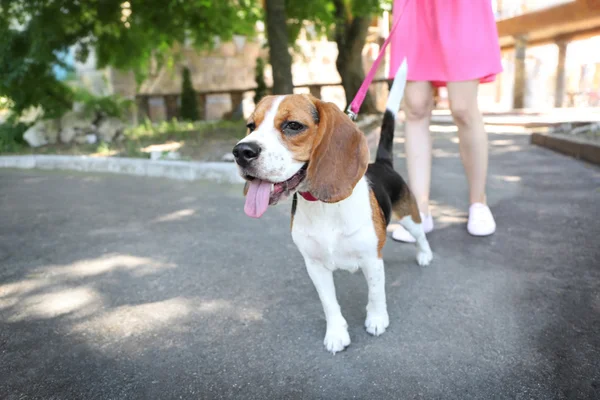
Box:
[405,95,433,121]
[449,103,478,128]
[447,81,481,128]
[403,82,433,121]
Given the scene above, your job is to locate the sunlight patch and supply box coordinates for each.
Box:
[154,209,196,222]
[0,278,48,299]
[495,175,522,183]
[8,287,101,321]
[48,254,176,278]
[387,201,467,233]
[432,148,459,158]
[142,142,182,153]
[484,125,529,134]
[197,299,263,321]
[430,125,458,133]
[72,297,192,338]
[491,139,516,146]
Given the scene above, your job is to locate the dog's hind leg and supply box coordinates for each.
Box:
[304,259,350,354]
[393,191,433,266]
[361,258,389,336]
[400,215,433,266]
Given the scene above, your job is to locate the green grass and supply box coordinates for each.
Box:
[118,119,245,159]
[124,118,244,141]
[1,118,246,161]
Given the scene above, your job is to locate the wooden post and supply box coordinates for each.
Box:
[230,91,244,111]
[555,38,569,108]
[196,94,206,121]
[165,95,179,120]
[309,85,321,99]
[230,91,245,120]
[513,35,527,109]
[136,96,150,121]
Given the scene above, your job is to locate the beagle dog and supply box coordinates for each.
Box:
[232,73,433,354]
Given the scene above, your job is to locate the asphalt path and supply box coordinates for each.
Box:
[1,129,599,399]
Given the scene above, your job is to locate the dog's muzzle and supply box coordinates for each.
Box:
[232,141,262,168]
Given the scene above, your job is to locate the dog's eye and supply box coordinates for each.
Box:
[246,122,256,132]
[282,121,306,135]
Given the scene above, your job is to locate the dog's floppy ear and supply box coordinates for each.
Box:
[307,100,369,203]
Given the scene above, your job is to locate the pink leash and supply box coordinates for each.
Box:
[346,0,410,121]
[301,1,409,202]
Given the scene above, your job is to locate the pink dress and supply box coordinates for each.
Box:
[389,0,503,86]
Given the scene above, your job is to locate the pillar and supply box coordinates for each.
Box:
[230,91,244,111]
[309,85,321,99]
[164,95,179,120]
[196,94,206,120]
[513,35,527,109]
[136,96,150,121]
[554,39,569,108]
[230,91,245,120]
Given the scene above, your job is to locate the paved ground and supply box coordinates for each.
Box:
[1,128,599,399]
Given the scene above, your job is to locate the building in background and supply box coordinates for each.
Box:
[71,0,600,122]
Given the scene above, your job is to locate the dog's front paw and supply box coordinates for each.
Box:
[323,326,350,354]
[417,248,433,267]
[365,311,389,336]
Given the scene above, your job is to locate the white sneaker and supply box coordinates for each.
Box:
[391,213,434,243]
[467,203,496,236]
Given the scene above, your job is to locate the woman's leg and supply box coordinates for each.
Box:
[392,81,435,243]
[446,80,487,204]
[446,80,496,235]
[403,81,434,214]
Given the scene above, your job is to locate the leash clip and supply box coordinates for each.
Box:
[345,107,357,121]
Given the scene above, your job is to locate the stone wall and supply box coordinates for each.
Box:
[104,34,390,122]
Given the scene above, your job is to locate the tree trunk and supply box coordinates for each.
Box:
[265,0,294,94]
[333,0,378,114]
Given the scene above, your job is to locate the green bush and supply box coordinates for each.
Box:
[72,88,134,120]
[0,121,29,153]
[180,67,199,121]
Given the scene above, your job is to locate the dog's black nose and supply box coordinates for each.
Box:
[232,142,262,167]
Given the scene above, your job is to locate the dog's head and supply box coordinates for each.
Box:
[233,94,369,218]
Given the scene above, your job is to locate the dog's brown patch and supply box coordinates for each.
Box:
[391,188,422,223]
[305,99,369,203]
[247,96,277,135]
[246,94,369,204]
[275,95,320,160]
[252,94,369,203]
[370,189,387,258]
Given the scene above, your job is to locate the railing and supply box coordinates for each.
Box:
[136,78,393,121]
[566,90,600,107]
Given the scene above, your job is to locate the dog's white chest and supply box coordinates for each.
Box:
[291,178,378,271]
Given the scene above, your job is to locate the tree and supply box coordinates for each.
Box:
[265,0,294,94]
[0,0,261,118]
[285,0,391,114]
[332,0,382,114]
[180,67,199,121]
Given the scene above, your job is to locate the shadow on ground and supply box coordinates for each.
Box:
[1,129,599,399]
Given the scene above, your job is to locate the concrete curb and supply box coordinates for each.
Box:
[0,155,245,184]
[531,133,600,166]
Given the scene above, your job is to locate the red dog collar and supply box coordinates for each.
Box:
[299,192,318,202]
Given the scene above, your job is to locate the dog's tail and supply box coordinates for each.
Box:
[375,59,408,164]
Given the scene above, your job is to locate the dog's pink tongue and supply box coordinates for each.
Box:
[244,179,272,218]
